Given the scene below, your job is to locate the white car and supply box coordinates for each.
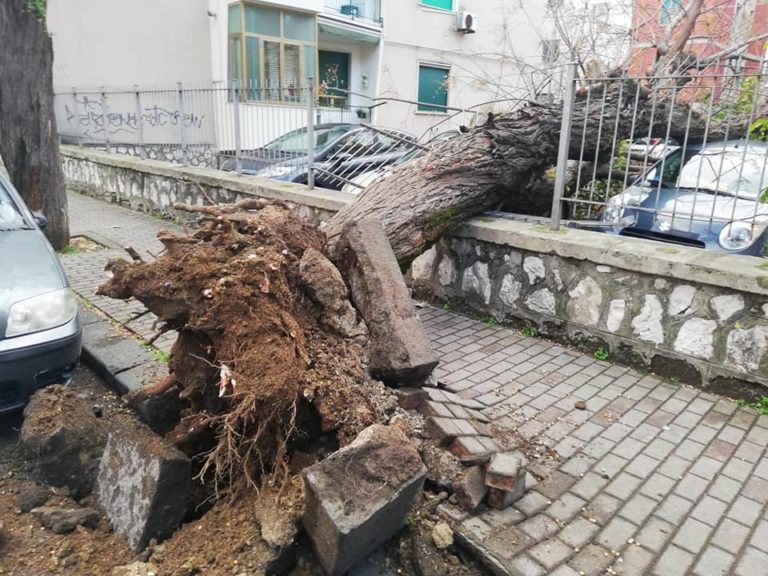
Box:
[628,137,680,160]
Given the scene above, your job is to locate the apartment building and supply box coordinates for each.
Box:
[48,0,550,137]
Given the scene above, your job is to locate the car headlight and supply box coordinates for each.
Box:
[257,165,294,178]
[719,221,760,251]
[5,288,79,338]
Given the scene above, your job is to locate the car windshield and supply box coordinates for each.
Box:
[0,181,26,230]
[265,125,352,153]
[677,149,768,200]
[647,147,768,200]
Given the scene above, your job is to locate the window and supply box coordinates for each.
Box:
[420,0,453,11]
[228,2,317,103]
[660,0,682,24]
[417,65,449,113]
[541,39,560,64]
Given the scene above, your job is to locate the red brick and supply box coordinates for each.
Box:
[395,388,428,411]
[448,436,494,465]
[485,452,526,492]
[454,465,488,512]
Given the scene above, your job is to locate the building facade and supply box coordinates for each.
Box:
[49,0,553,138]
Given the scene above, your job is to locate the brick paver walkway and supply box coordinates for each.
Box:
[64,191,768,576]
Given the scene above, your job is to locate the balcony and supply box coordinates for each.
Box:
[323,0,382,27]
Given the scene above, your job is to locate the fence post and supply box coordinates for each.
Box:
[306,77,315,190]
[72,87,83,147]
[134,85,145,159]
[178,81,188,166]
[100,87,110,153]
[550,63,577,231]
[231,80,242,174]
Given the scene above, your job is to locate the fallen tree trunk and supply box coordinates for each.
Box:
[326,82,739,263]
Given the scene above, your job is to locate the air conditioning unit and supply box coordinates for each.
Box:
[456,11,477,34]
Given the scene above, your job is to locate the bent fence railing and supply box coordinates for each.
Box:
[549,57,768,255]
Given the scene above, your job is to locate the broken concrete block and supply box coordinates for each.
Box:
[487,482,526,510]
[454,465,488,512]
[30,506,100,534]
[97,423,191,551]
[395,387,428,410]
[432,521,454,550]
[448,436,494,465]
[485,452,527,492]
[20,386,107,498]
[111,562,160,576]
[336,217,438,385]
[302,424,426,576]
[299,247,365,338]
[485,452,527,510]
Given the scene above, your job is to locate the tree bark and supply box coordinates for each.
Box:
[326,83,729,264]
[0,0,69,249]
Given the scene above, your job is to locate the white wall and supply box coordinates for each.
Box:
[374,0,548,138]
[48,0,213,90]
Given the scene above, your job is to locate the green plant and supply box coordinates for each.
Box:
[593,346,609,361]
[669,375,679,385]
[519,325,539,338]
[26,0,46,19]
[153,349,171,363]
[59,245,81,255]
[737,396,768,415]
[481,315,498,326]
[442,302,451,310]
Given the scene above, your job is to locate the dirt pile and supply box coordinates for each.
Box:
[97,199,379,495]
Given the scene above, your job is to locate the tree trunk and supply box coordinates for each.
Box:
[0,0,69,249]
[326,83,735,264]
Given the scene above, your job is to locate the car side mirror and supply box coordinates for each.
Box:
[32,211,48,230]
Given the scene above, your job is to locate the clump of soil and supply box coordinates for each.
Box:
[97,200,379,496]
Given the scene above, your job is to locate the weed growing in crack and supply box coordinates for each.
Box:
[737,396,768,415]
[594,346,609,361]
[519,325,539,338]
[481,315,498,326]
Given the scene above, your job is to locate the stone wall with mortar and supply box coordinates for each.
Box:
[61,145,349,227]
[410,220,768,396]
[61,146,768,394]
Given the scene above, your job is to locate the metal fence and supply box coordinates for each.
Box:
[323,0,382,26]
[549,59,768,256]
[54,80,428,192]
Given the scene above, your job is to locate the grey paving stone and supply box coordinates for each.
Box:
[528,539,574,571]
[514,490,551,516]
[618,493,657,525]
[603,473,643,500]
[674,473,710,502]
[711,518,751,552]
[708,474,743,503]
[637,517,675,553]
[567,544,614,575]
[734,547,768,576]
[520,514,560,541]
[559,516,601,548]
[728,496,763,527]
[547,492,586,522]
[655,494,694,525]
[617,544,655,576]
[509,554,547,576]
[690,495,729,527]
[597,516,637,551]
[653,545,695,576]
[693,545,736,576]
[671,517,712,554]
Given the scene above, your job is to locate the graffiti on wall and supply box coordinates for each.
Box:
[63,95,206,139]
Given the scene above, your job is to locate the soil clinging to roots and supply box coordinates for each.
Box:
[98,201,378,497]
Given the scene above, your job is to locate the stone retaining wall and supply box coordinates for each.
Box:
[61,146,768,394]
[410,221,768,395]
[61,145,349,227]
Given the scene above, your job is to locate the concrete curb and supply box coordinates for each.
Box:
[79,309,168,396]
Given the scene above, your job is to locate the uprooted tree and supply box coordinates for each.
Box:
[325,81,738,264]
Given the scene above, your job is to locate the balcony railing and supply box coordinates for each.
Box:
[323,0,382,26]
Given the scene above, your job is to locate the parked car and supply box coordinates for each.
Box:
[628,137,680,160]
[220,123,419,191]
[0,171,81,413]
[340,130,462,194]
[602,140,768,256]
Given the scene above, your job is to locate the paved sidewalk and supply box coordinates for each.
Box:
[63,191,768,576]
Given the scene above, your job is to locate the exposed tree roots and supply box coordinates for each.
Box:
[99,202,378,497]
